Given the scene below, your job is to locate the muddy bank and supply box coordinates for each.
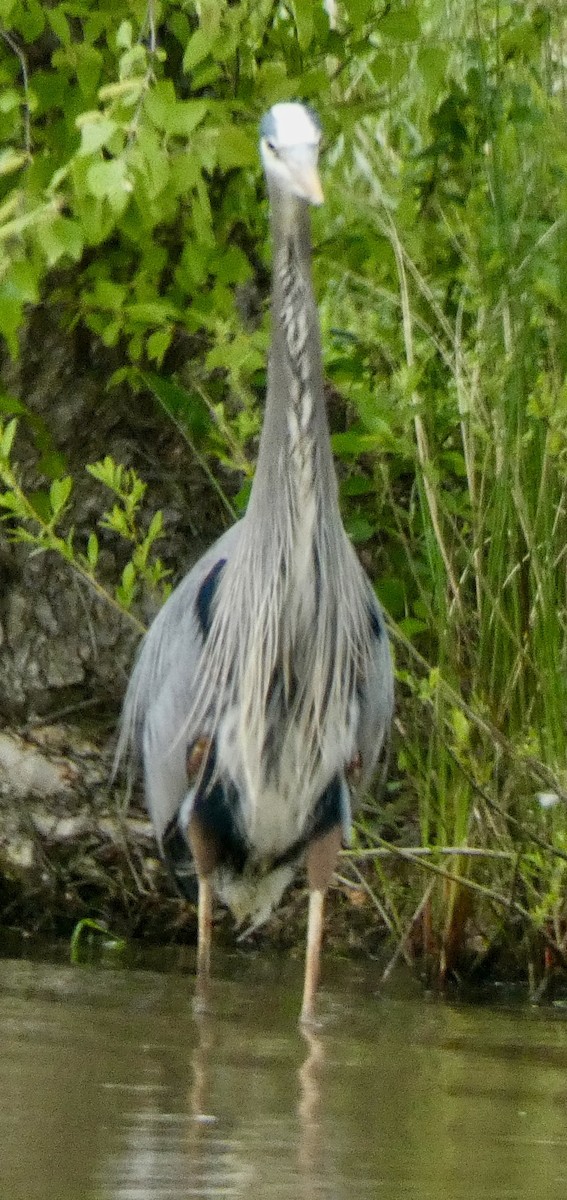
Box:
[0,722,387,959]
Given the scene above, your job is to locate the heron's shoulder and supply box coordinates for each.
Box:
[119,521,243,745]
[148,521,243,631]
[173,521,242,600]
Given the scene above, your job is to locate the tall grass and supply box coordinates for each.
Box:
[321,0,567,979]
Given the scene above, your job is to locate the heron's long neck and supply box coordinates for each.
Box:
[246,188,339,527]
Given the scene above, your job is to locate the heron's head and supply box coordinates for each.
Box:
[260,103,323,206]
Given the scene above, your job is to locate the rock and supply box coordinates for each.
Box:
[0,730,76,798]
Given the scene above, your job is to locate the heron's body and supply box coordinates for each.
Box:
[118,103,394,1019]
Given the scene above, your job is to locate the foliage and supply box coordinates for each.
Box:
[0,419,169,626]
[1,0,567,983]
[69,917,127,964]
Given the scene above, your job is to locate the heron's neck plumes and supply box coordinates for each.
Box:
[246,187,339,527]
[188,184,375,831]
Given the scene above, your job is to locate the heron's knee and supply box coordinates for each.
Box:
[306,824,342,892]
[188,813,220,878]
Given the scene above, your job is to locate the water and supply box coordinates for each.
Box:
[1,949,567,1200]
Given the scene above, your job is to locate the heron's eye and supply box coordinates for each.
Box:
[266,139,279,156]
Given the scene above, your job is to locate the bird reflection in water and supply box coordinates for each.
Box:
[187,1011,328,1200]
[297,1025,326,1199]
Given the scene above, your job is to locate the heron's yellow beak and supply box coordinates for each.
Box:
[293,163,324,206]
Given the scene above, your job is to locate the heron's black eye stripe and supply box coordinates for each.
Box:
[266,139,278,155]
[196,558,226,638]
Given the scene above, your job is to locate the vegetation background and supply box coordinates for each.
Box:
[1,0,566,987]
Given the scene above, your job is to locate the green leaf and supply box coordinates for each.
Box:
[0,0,17,20]
[87,279,127,311]
[0,89,23,114]
[70,918,127,965]
[340,474,376,497]
[293,2,313,50]
[0,149,28,177]
[116,560,137,608]
[102,504,131,538]
[12,0,44,37]
[144,83,208,137]
[0,418,18,459]
[147,327,172,365]
[38,450,68,480]
[28,489,51,523]
[47,6,71,46]
[98,77,145,103]
[376,577,406,619]
[116,20,133,51]
[343,0,375,29]
[379,6,421,41]
[331,431,380,456]
[4,260,39,303]
[182,25,219,74]
[125,300,180,324]
[75,43,103,100]
[417,44,448,90]
[44,217,84,263]
[215,126,256,170]
[49,476,73,518]
[0,491,28,518]
[0,393,27,417]
[398,616,428,639]
[146,509,163,543]
[212,245,252,285]
[87,455,121,490]
[0,293,23,357]
[86,159,132,206]
[86,531,99,568]
[344,513,374,543]
[76,116,118,157]
[142,372,211,441]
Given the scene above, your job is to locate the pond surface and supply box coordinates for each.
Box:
[1,949,567,1200]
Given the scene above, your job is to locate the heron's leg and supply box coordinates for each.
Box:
[301,889,325,1025]
[301,824,342,1025]
[188,814,219,1010]
[194,876,213,1009]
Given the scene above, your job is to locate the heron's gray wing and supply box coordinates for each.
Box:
[356,595,394,792]
[116,520,243,838]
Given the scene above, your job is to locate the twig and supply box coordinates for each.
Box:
[356,834,542,932]
[343,845,514,861]
[0,29,31,156]
[142,371,238,522]
[23,697,104,730]
[145,0,157,54]
[336,862,413,968]
[380,881,435,983]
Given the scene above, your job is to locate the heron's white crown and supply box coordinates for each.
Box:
[260,103,323,206]
[262,102,321,149]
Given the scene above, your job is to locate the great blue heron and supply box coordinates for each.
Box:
[118,102,394,1023]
